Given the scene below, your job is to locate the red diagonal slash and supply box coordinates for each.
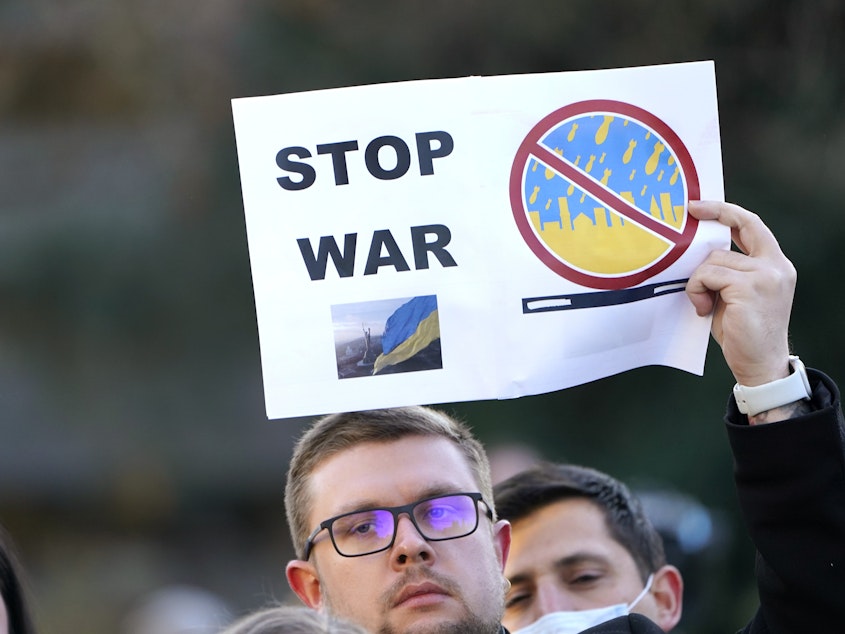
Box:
[531,144,684,243]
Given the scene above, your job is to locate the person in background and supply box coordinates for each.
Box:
[0,525,37,634]
[219,604,367,634]
[494,463,683,633]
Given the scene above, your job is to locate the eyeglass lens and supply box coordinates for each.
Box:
[330,494,479,556]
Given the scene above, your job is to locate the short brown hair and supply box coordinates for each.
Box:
[494,462,665,581]
[285,406,495,559]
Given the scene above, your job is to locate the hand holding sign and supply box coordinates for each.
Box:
[686,200,795,388]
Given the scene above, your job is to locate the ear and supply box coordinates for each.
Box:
[286,559,324,609]
[649,564,683,631]
[493,519,512,571]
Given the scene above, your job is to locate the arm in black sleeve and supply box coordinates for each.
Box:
[727,369,845,634]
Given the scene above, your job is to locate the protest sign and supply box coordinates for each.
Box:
[232,61,727,419]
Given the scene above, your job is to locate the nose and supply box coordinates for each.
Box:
[535,577,574,616]
[391,513,434,567]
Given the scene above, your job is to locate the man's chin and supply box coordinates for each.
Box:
[378,612,499,634]
[381,610,454,634]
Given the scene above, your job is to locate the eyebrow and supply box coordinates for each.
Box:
[326,484,467,518]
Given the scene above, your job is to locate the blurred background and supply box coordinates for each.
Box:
[1,1,843,632]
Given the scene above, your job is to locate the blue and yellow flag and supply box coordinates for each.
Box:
[373,296,441,375]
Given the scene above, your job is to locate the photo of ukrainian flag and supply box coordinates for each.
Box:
[331,295,442,379]
[373,295,442,375]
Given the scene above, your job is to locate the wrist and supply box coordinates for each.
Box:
[731,347,793,387]
[733,355,811,419]
[747,399,814,425]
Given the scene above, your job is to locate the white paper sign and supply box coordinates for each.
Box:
[232,61,727,419]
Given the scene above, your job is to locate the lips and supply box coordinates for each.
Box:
[393,581,450,607]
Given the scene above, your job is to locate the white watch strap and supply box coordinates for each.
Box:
[733,355,812,416]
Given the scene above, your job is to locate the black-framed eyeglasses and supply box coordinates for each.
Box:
[303,492,493,560]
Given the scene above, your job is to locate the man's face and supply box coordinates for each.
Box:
[287,435,511,634]
[502,498,661,631]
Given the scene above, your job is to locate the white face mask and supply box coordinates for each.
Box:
[511,574,654,634]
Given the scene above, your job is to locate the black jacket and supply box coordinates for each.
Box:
[729,369,845,633]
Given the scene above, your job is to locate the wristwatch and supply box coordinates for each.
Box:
[733,355,812,416]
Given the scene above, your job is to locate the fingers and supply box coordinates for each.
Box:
[687,200,795,290]
[686,243,795,314]
[685,252,750,317]
[685,287,716,318]
[691,250,769,307]
[686,249,741,300]
[688,200,781,258]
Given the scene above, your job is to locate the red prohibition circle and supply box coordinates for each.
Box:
[509,99,700,290]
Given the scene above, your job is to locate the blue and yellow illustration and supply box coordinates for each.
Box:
[511,100,699,290]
